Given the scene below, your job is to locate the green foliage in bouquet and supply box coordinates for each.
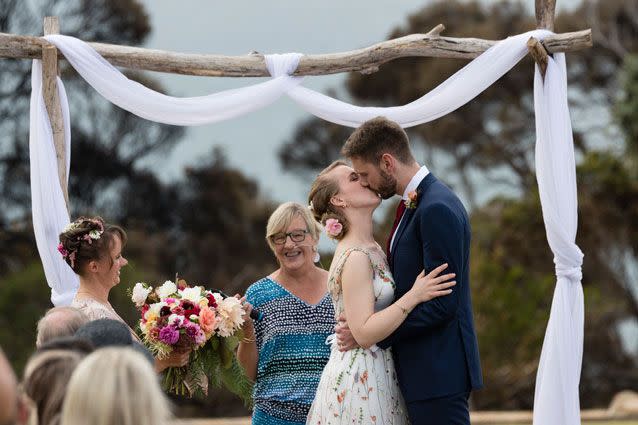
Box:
[161,333,253,406]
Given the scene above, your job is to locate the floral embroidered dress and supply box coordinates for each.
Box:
[306,247,409,425]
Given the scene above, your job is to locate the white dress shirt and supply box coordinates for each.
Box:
[389,165,430,252]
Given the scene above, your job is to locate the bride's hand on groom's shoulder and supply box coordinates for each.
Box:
[335,313,359,352]
[410,263,456,303]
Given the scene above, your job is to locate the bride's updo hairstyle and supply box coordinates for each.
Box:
[58,216,127,274]
[308,160,350,241]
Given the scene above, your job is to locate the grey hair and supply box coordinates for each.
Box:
[36,307,89,348]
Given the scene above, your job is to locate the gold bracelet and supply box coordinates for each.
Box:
[242,336,256,344]
[395,303,409,315]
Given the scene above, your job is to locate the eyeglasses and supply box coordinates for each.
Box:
[270,229,309,245]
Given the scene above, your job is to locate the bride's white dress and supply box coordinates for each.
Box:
[307,247,409,424]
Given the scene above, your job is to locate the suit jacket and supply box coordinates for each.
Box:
[378,173,483,402]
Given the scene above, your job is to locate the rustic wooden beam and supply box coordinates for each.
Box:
[536,0,557,31]
[0,27,592,77]
[41,17,69,207]
[527,37,549,76]
[530,0,558,79]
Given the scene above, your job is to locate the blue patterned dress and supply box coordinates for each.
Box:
[246,276,335,425]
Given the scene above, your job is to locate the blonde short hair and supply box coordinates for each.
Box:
[60,347,171,425]
[266,202,321,252]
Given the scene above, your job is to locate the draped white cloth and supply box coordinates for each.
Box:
[532,54,584,425]
[29,60,78,306]
[29,29,583,424]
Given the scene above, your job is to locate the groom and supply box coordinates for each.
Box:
[338,116,482,424]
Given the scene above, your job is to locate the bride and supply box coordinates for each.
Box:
[305,161,456,424]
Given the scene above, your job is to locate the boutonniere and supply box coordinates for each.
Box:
[404,190,420,209]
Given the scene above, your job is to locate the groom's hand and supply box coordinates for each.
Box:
[335,313,359,352]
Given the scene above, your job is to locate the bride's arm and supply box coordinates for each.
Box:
[342,252,454,349]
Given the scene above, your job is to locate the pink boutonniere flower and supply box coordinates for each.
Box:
[324,218,343,238]
[404,190,419,209]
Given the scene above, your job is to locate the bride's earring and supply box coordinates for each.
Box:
[313,246,320,263]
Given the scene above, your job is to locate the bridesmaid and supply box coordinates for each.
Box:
[58,216,189,372]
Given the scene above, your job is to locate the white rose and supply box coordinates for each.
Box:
[180,287,202,303]
[189,314,199,322]
[157,280,177,299]
[131,283,151,307]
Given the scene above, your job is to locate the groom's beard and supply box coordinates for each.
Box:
[376,170,398,200]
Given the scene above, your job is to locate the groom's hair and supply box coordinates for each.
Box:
[342,116,414,165]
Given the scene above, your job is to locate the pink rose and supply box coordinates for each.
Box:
[199,307,217,334]
[324,218,343,238]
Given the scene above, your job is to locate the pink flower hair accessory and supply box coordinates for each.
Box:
[324,218,343,238]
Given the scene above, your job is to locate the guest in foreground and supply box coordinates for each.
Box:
[22,346,89,425]
[35,306,89,348]
[237,202,341,425]
[58,216,189,372]
[60,347,171,425]
[0,347,30,425]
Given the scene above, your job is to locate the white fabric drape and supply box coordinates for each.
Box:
[29,29,583,424]
[532,53,584,425]
[29,60,78,306]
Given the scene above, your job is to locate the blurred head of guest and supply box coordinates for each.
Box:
[61,347,171,425]
[74,319,132,348]
[74,319,153,365]
[36,307,89,348]
[22,348,87,425]
[0,347,23,425]
[37,336,94,355]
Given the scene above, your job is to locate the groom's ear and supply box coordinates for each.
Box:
[380,153,396,174]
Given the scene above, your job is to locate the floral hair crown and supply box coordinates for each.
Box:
[58,218,105,269]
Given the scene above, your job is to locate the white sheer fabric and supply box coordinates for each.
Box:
[532,53,584,425]
[29,29,583,424]
[29,60,78,306]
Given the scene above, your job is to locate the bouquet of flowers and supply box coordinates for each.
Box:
[131,278,253,402]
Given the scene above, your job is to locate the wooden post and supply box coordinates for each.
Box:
[536,0,556,32]
[41,16,69,207]
[528,0,556,79]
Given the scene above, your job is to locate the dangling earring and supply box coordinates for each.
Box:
[313,246,320,263]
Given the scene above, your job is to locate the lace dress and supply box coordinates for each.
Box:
[71,296,140,341]
[306,248,409,425]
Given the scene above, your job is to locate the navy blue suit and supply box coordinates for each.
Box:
[378,173,482,424]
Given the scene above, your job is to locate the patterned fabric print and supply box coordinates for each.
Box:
[306,248,409,425]
[246,277,335,425]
